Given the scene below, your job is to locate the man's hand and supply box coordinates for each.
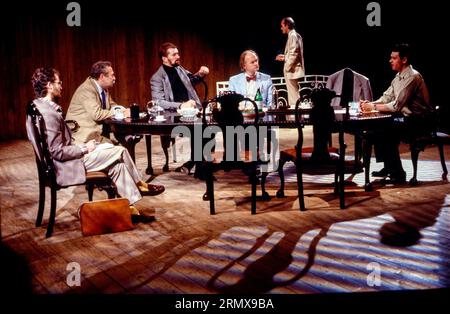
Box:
[85,139,97,153]
[360,100,375,113]
[198,66,209,77]
[180,100,197,109]
[123,108,131,118]
[275,54,285,61]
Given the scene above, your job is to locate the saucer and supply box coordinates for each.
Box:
[154,117,166,122]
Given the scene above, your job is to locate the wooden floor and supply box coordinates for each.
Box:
[0,127,449,294]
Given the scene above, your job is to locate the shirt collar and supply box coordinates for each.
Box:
[93,79,104,96]
[39,97,63,115]
[396,65,413,80]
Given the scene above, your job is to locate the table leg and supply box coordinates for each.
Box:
[145,135,153,175]
[362,134,373,192]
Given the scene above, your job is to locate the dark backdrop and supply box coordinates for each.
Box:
[1,0,447,140]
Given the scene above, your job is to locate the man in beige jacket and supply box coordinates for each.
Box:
[276,17,305,107]
[66,61,164,196]
[66,61,129,144]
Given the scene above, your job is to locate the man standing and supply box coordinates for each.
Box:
[150,42,209,173]
[360,43,434,183]
[66,61,129,144]
[229,50,273,109]
[276,17,305,107]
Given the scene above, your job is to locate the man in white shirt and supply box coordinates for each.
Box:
[360,44,434,183]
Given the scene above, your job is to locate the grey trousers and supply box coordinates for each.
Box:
[83,145,142,204]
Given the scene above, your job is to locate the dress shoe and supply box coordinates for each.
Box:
[384,171,407,184]
[139,184,165,196]
[371,168,390,177]
[131,214,156,224]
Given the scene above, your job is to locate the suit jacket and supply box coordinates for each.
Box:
[228,72,273,108]
[326,68,373,108]
[66,78,117,144]
[284,29,305,79]
[26,98,86,187]
[150,65,202,109]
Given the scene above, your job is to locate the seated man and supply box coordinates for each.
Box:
[29,67,163,223]
[228,50,273,109]
[360,43,434,183]
[66,60,164,194]
[150,42,209,173]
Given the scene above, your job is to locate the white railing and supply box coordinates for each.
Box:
[216,75,329,108]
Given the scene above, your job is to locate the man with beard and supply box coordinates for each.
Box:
[150,42,209,174]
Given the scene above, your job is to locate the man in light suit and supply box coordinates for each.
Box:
[276,17,305,107]
[228,50,273,109]
[27,67,161,222]
[66,61,129,145]
[150,42,209,173]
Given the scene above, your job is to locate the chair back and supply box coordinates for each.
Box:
[309,88,339,162]
[25,101,57,187]
[203,92,260,163]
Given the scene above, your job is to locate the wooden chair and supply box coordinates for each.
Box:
[276,88,363,210]
[200,93,269,215]
[407,106,449,185]
[26,102,117,237]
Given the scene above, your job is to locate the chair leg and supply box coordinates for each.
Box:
[251,167,257,215]
[106,186,116,199]
[46,187,57,238]
[338,131,346,209]
[438,143,448,180]
[87,184,94,201]
[296,160,305,211]
[409,145,420,186]
[260,172,270,201]
[276,158,287,198]
[36,178,45,227]
[206,170,215,215]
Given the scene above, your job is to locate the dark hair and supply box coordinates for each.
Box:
[392,43,411,63]
[239,50,258,70]
[31,67,59,98]
[90,61,112,79]
[282,17,295,30]
[159,42,177,59]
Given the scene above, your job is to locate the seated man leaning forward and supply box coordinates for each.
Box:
[29,67,164,223]
[228,49,273,110]
[359,43,434,184]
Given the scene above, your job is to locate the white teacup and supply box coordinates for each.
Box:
[114,110,124,120]
[154,115,165,121]
[178,108,199,118]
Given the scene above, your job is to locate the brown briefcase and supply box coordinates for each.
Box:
[79,198,134,236]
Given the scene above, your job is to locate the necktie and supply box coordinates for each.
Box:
[246,76,256,82]
[101,90,106,109]
[100,90,110,138]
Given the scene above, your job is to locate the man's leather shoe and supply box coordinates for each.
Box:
[384,171,407,184]
[371,168,390,177]
[139,184,165,196]
[131,214,156,224]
